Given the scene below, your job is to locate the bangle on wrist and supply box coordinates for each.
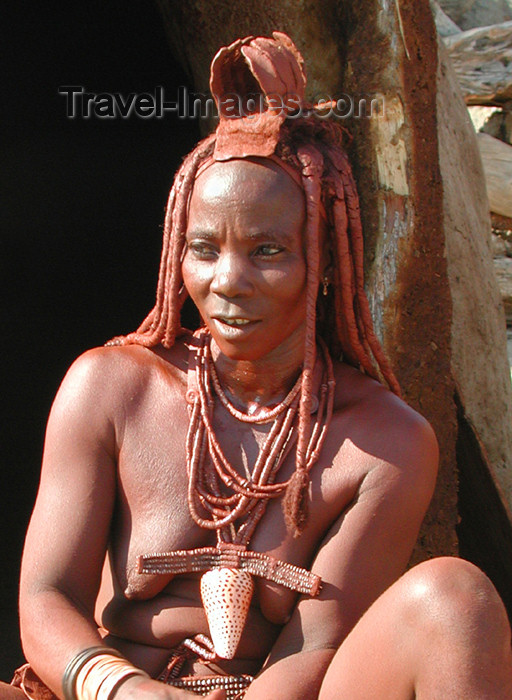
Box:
[62,646,149,700]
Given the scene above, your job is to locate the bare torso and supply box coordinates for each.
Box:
[16,320,437,700]
[83,335,428,678]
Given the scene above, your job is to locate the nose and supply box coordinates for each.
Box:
[210,251,253,298]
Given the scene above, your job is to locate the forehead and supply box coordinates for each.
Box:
[189,158,305,211]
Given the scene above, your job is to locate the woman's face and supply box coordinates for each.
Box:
[182,158,308,362]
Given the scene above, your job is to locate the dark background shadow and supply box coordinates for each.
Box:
[2,1,198,676]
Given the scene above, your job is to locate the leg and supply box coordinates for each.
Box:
[0,683,25,699]
[319,557,512,700]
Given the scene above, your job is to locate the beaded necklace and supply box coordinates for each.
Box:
[186,329,334,543]
[138,328,335,659]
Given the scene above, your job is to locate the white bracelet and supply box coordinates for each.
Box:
[63,647,149,700]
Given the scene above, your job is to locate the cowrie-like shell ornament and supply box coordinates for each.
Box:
[200,567,254,659]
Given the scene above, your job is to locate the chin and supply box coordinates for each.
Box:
[212,339,268,362]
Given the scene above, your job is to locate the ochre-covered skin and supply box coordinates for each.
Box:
[4,30,512,700]
[7,153,509,700]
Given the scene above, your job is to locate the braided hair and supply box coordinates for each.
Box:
[108,113,400,535]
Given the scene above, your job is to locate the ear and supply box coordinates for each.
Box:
[318,245,333,301]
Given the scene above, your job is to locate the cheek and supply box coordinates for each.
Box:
[181,258,211,302]
[261,264,307,306]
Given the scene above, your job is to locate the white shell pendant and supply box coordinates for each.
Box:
[200,567,254,659]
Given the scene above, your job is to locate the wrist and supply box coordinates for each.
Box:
[62,646,149,700]
[108,673,151,700]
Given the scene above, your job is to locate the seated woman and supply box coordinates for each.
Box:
[3,32,512,700]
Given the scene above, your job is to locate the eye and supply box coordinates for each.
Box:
[187,241,218,259]
[253,244,284,258]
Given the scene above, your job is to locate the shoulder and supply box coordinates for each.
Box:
[329,361,438,494]
[50,338,190,422]
[332,361,438,455]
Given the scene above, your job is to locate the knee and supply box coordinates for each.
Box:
[403,556,501,606]
[399,557,510,650]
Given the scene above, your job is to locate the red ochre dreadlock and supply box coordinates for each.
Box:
[107,112,400,535]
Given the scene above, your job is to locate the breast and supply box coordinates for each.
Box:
[255,578,299,624]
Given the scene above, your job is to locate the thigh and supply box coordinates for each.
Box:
[318,557,512,700]
[317,573,416,700]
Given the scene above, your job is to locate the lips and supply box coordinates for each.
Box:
[212,312,260,325]
[210,315,260,338]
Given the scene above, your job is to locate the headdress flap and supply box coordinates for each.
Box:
[209,32,306,160]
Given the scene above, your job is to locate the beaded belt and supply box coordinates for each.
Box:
[158,634,255,700]
[167,674,253,699]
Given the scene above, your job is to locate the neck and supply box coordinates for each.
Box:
[210,331,306,415]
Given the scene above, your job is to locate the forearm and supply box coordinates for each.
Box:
[99,593,211,649]
[20,587,105,698]
[244,648,336,700]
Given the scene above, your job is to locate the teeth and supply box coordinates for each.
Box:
[222,318,250,326]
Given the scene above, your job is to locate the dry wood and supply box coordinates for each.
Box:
[438,0,512,29]
[443,21,512,104]
[476,132,512,217]
[430,0,462,36]
[493,256,512,322]
[468,106,512,144]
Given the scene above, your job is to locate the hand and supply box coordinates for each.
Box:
[114,675,226,700]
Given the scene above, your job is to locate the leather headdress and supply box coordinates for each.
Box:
[111,33,400,406]
[209,32,307,161]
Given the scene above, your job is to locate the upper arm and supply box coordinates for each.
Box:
[20,348,121,615]
[268,402,438,661]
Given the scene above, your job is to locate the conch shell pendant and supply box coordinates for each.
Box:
[200,567,254,659]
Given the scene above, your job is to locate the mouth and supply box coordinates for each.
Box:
[211,316,260,336]
[217,317,253,327]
